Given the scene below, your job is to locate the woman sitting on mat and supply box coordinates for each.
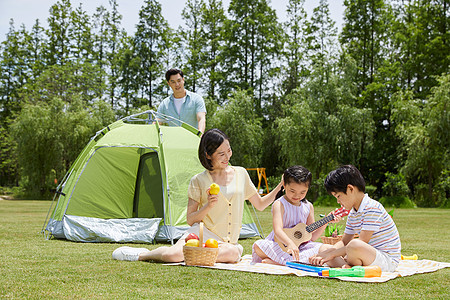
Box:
[112,128,283,263]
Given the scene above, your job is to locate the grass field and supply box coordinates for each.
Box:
[1,200,449,299]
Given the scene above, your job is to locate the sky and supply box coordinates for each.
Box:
[0,0,345,41]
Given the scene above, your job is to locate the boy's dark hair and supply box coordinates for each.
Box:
[165,68,184,81]
[198,129,229,171]
[324,165,366,194]
[275,165,312,200]
[284,165,312,187]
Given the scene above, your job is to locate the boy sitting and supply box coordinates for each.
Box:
[309,165,401,272]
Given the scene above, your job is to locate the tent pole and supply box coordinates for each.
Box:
[40,189,59,237]
[153,113,174,245]
[250,202,265,239]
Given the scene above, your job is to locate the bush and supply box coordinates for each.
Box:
[314,195,338,207]
[383,172,410,197]
[365,185,377,199]
[267,175,282,192]
[378,196,416,208]
[436,169,450,208]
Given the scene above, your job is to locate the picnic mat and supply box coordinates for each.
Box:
[166,255,450,283]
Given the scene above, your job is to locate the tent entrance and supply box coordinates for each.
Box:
[133,151,164,218]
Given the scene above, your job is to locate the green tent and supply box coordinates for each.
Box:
[43,111,261,243]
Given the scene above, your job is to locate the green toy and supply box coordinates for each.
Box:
[319,265,382,277]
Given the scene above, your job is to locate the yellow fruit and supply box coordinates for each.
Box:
[209,183,220,195]
[185,239,200,247]
[205,238,218,248]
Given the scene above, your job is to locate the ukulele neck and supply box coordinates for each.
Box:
[306,214,335,233]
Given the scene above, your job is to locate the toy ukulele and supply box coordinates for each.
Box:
[275,206,349,253]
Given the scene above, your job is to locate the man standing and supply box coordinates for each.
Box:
[157,69,206,133]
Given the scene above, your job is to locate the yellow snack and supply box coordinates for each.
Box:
[209,183,220,195]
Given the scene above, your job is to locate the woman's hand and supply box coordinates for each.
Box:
[206,188,219,209]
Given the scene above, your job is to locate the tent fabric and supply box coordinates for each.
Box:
[43,111,261,244]
[63,215,162,243]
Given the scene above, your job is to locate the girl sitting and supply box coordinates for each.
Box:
[252,165,341,265]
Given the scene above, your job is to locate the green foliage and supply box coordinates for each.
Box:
[365,185,377,198]
[266,175,282,194]
[274,63,374,183]
[0,123,18,186]
[383,172,410,197]
[324,222,344,237]
[435,169,450,208]
[180,0,205,93]
[207,90,263,168]
[314,195,338,207]
[221,0,283,109]
[379,196,416,209]
[11,97,114,198]
[392,74,449,206]
[0,0,448,206]
[134,0,171,107]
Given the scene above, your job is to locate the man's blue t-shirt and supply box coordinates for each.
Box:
[157,90,206,129]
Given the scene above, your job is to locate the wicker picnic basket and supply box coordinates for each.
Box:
[183,222,219,266]
[321,234,359,245]
[321,235,343,245]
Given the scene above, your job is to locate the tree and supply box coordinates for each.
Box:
[0,21,29,124]
[134,0,171,108]
[281,0,308,96]
[11,96,114,198]
[207,90,263,168]
[0,122,18,186]
[91,1,124,108]
[274,58,374,185]
[45,0,72,65]
[27,20,46,81]
[10,61,115,197]
[117,35,140,115]
[221,0,283,111]
[304,0,338,85]
[0,21,42,187]
[200,0,227,102]
[392,74,450,206]
[392,0,449,99]
[68,3,93,63]
[340,0,402,188]
[180,0,205,93]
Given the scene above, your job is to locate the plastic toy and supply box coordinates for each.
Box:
[286,261,329,273]
[401,254,418,260]
[318,265,382,277]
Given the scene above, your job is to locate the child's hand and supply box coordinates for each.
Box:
[206,188,219,208]
[309,251,335,266]
[329,211,342,223]
[286,242,300,261]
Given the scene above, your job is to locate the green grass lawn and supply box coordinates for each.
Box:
[1,200,449,299]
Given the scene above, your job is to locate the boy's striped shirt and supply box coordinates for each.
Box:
[345,194,401,264]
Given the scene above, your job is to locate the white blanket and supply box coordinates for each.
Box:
[166,255,450,283]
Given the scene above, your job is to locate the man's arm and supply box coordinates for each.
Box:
[197,112,206,133]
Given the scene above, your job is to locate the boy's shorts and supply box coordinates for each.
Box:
[370,249,398,272]
[182,223,243,258]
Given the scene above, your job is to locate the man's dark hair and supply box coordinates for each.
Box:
[165,68,184,81]
[198,129,229,171]
[324,165,366,194]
